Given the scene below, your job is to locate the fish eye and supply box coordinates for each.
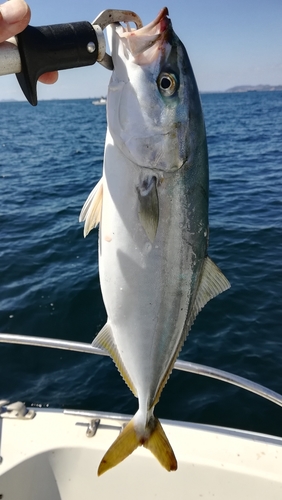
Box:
[157,72,178,97]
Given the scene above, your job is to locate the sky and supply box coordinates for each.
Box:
[0,0,282,101]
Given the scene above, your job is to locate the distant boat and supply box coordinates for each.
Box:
[92,97,107,105]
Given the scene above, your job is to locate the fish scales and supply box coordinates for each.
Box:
[80,6,230,475]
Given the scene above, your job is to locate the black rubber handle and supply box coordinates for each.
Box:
[16,22,99,106]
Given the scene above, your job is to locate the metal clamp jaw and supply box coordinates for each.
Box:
[92,9,142,70]
[14,9,142,105]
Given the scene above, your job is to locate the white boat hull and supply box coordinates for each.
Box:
[1,407,282,499]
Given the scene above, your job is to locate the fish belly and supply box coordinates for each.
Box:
[99,133,207,410]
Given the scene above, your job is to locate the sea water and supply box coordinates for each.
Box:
[0,92,282,437]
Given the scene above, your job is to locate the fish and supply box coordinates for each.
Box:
[79,7,230,475]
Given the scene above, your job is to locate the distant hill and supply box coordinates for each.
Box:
[226,85,282,93]
[0,98,18,102]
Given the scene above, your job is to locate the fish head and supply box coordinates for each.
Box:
[106,7,206,172]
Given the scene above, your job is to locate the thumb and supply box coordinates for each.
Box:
[0,0,30,43]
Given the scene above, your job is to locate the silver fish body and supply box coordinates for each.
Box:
[80,7,230,475]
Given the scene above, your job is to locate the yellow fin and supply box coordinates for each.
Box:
[143,417,177,472]
[79,177,103,237]
[98,416,177,476]
[92,324,137,397]
[98,419,139,476]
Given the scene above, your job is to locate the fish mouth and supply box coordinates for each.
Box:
[116,7,171,65]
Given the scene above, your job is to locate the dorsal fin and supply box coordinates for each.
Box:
[191,256,230,322]
[152,256,230,407]
[182,256,230,354]
[79,177,103,237]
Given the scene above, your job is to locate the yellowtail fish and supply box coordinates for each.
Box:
[80,7,230,475]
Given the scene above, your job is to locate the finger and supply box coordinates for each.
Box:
[1,1,58,86]
[0,0,30,43]
[38,71,59,84]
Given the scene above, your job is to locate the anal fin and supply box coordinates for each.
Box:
[92,324,137,397]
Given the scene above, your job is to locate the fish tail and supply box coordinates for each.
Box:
[143,416,178,472]
[97,415,177,476]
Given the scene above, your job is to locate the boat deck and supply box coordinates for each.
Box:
[1,406,282,500]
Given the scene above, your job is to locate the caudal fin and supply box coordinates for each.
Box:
[143,417,177,471]
[98,416,177,475]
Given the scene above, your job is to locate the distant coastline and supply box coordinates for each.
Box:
[1,85,282,102]
[225,84,282,93]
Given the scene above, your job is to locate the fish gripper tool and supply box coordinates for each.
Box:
[0,9,142,106]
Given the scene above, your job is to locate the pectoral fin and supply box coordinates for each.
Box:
[137,175,159,242]
[79,177,103,237]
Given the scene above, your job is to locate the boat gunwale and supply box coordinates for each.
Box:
[1,332,282,410]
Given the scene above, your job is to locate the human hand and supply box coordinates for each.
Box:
[0,0,58,83]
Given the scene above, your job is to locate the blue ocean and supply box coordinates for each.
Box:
[1,92,282,437]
